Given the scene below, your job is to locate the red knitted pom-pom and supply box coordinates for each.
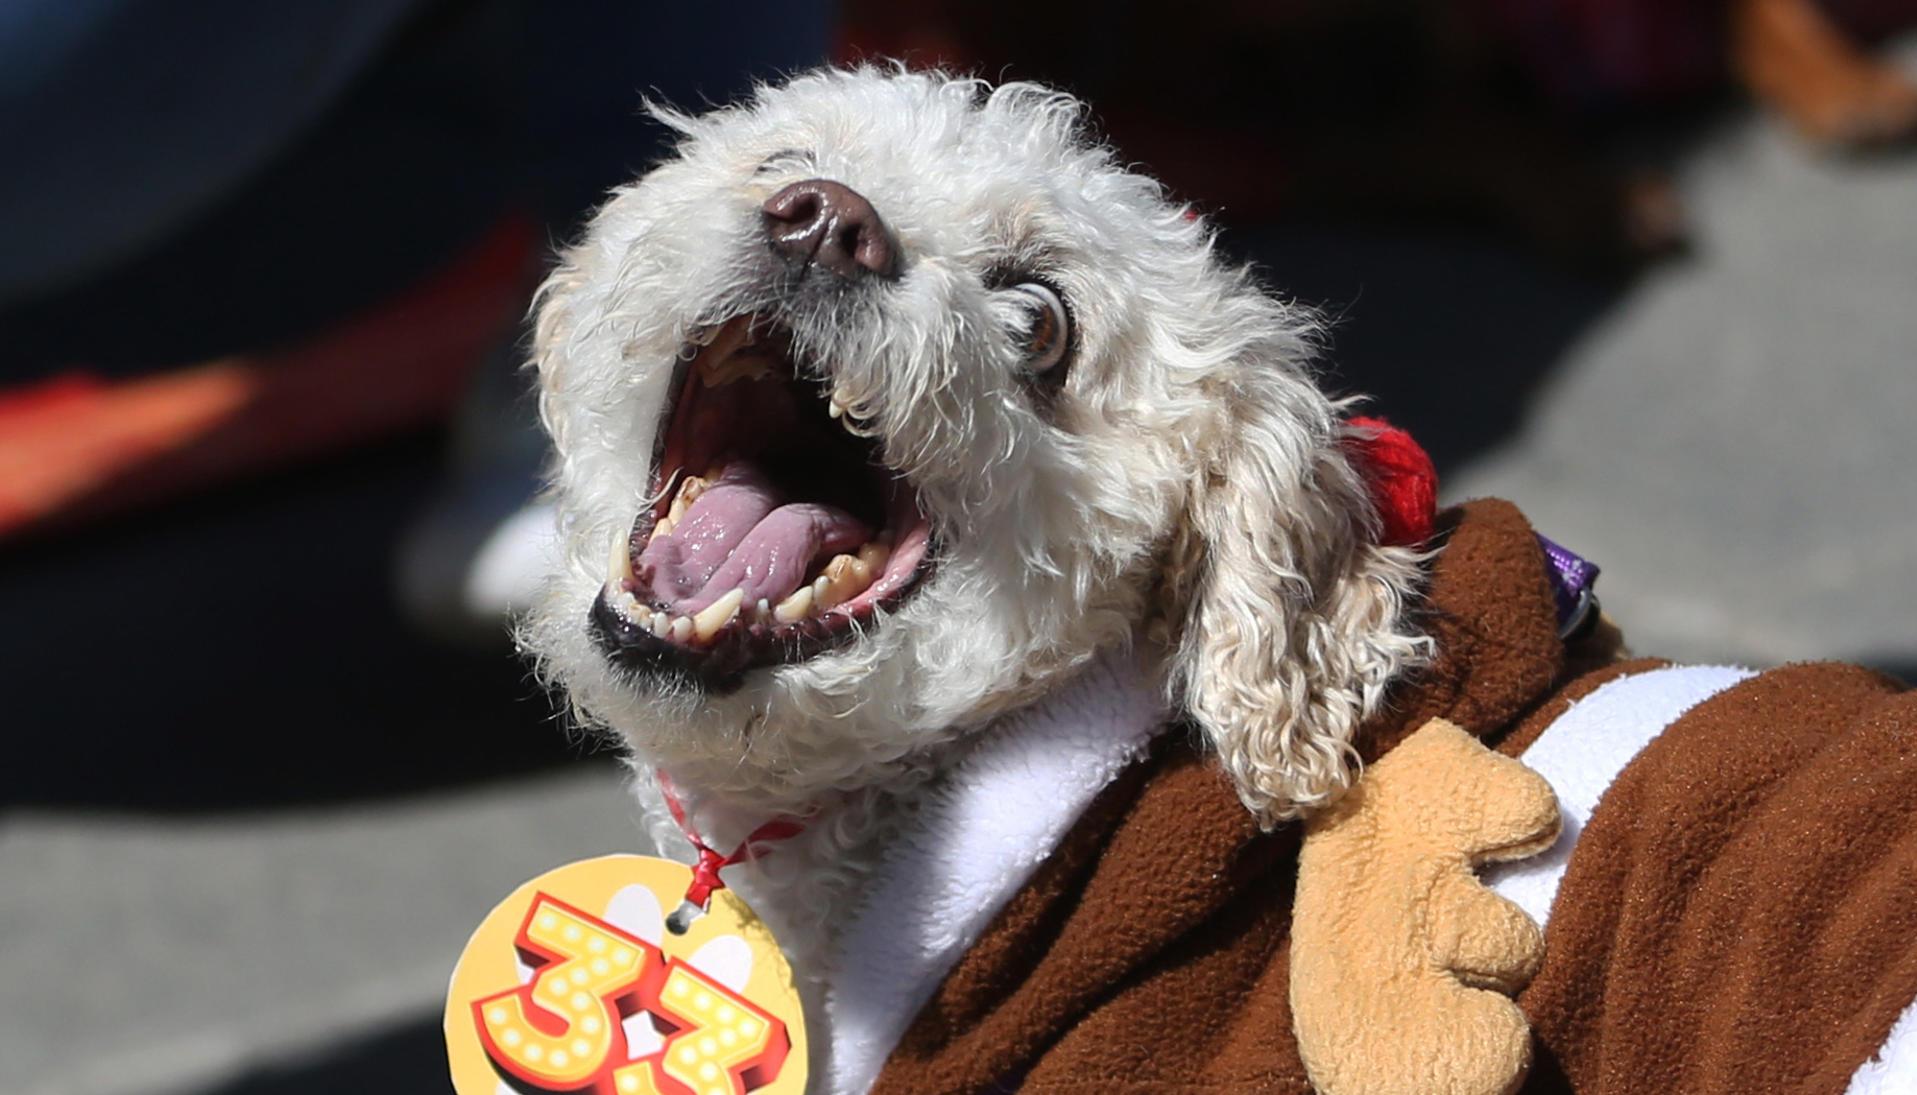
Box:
[1343,416,1437,547]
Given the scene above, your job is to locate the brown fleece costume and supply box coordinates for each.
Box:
[870,499,1917,1094]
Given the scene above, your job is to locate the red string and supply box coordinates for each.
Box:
[657,771,807,909]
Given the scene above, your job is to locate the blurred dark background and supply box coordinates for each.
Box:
[3,1,1913,1091]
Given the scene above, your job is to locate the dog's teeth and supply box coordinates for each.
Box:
[665,476,708,525]
[699,350,774,389]
[828,394,877,438]
[856,540,891,574]
[756,598,771,622]
[692,588,745,642]
[772,586,814,623]
[609,531,635,588]
[815,554,875,611]
[650,612,670,639]
[839,552,876,583]
[652,516,676,540]
[670,616,694,643]
[614,590,647,626]
[730,356,771,383]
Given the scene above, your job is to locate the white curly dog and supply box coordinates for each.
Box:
[521,66,1427,1087]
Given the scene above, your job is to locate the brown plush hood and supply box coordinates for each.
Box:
[869,498,1917,1094]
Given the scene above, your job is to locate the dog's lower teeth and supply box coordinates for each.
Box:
[663,476,708,527]
[650,612,670,639]
[652,516,676,540]
[772,586,815,623]
[609,531,635,588]
[815,552,877,611]
[612,590,649,626]
[692,588,745,642]
[670,616,694,643]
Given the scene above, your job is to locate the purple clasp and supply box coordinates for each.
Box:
[1537,534,1600,639]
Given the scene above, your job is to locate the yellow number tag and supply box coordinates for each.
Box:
[445,855,807,1095]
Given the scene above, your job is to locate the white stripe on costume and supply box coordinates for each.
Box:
[1848,997,1917,1094]
[1482,664,1755,928]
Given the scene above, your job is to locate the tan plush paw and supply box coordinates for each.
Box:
[1291,718,1559,1095]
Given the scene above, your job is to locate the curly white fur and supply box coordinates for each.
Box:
[520,65,1431,1042]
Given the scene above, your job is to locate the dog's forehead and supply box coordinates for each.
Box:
[737,74,1068,166]
[685,71,1142,248]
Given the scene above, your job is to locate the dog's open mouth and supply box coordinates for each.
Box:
[591,315,932,683]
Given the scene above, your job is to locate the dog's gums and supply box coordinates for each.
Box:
[591,314,933,684]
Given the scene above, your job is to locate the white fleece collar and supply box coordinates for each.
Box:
[821,646,1170,1094]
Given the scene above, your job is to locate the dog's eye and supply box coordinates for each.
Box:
[1009,281,1071,376]
[755,149,810,175]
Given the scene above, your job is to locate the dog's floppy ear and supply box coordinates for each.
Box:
[1161,357,1430,827]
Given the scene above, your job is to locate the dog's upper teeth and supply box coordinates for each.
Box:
[692,588,746,642]
[828,393,881,438]
[700,352,773,389]
[827,391,878,438]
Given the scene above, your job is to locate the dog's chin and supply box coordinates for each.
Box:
[587,623,926,785]
[588,313,935,693]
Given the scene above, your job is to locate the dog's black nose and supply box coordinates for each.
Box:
[762,179,899,280]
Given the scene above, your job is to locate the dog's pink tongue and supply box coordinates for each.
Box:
[681,502,869,614]
[637,464,781,604]
[636,462,869,615]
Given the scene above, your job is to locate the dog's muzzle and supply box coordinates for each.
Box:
[590,196,931,687]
